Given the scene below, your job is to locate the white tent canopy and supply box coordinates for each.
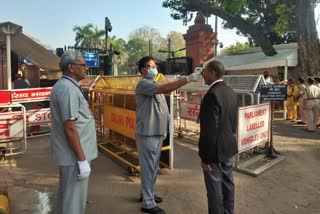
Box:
[216,48,297,71]
[204,43,298,80]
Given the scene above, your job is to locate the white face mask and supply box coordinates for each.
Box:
[146,68,158,78]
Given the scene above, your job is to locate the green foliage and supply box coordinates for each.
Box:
[73,24,105,48]
[125,38,149,65]
[109,36,127,66]
[72,24,187,73]
[128,26,167,53]
[162,0,299,45]
[274,4,296,36]
[167,31,185,55]
[220,42,251,55]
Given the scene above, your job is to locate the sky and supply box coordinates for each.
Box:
[1,0,320,52]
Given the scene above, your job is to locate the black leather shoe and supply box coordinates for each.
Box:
[141,206,165,214]
[139,194,163,203]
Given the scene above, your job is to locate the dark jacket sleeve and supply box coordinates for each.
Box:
[198,82,239,164]
[198,92,221,164]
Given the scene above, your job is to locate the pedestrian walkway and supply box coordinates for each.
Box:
[0,119,319,214]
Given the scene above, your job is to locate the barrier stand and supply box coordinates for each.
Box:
[10,87,52,138]
[176,75,264,138]
[234,103,285,176]
[88,76,105,141]
[90,74,174,175]
[175,75,286,176]
[266,100,281,157]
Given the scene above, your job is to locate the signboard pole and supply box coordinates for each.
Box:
[266,101,280,158]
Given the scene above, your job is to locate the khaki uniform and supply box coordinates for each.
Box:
[316,83,320,126]
[286,84,299,121]
[298,84,307,122]
[303,84,320,131]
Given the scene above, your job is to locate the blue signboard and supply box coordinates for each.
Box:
[19,57,33,65]
[82,52,100,67]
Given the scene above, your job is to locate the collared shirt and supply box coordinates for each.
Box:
[206,79,223,94]
[303,84,320,99]
[298,84,306,96]
[135,78,169,136]
[50,75,97,166]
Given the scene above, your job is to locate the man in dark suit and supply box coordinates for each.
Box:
[198,60,238,214]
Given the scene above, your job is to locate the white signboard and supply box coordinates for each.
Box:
[26,108,51,125]
[0,110,24,140]
[180,102,200,122]
[0,108,51,140]
[238,103,271,152]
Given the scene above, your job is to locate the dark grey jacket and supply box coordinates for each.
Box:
[198,81,238,164]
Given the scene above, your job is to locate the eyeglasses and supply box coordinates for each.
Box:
[71,63,88,68]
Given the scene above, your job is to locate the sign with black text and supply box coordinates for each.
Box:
[238,103,271,152]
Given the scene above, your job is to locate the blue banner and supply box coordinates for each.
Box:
[82,52,100,67]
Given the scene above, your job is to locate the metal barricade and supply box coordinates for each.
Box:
[176,75,264,137]
[176,75,284,176]
[0,103,27,157]
[10,87,52,137]
[89,74,175,175]
[0,87,52,158]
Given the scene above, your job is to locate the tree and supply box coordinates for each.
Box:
[73,24,105,49]
[109,36,127,66]
[90,25,105,49]
[167,31,186,57]
[162,0,320,76]
[162,0,278,56]
[220,42,251,56]
[129,26,167,54]
[125,38,149,65]
[296,0,320,77]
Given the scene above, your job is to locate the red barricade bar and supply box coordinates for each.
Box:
[0,91,11,104]
[11,87,52,102]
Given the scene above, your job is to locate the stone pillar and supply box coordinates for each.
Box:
[183,12,216,71]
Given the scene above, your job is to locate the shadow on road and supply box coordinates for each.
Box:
[273,119,320,140]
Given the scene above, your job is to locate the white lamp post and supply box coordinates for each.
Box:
[0,22,22,90]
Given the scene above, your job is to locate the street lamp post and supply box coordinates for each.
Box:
[104,17,112,75]
[0,22,22,89]
[158,47,186,74]
[214,16,223,56]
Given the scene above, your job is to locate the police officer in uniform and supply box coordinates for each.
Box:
[303,77,320,132]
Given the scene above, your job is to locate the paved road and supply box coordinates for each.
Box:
[0,119,319,214]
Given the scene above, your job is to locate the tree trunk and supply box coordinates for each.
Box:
[190,0,277,56]
[296,0,320,77]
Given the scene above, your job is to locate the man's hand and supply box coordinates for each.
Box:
[186,72,200,82]
[78,160,91,179]
[201,161,212,172]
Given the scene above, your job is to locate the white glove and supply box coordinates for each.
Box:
[77,160,91,179]
[194,67,203,74]
[186,72,200,82]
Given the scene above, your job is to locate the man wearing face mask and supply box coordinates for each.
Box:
[135,56,200,214]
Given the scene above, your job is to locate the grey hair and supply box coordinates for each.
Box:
[59,50,83,72]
